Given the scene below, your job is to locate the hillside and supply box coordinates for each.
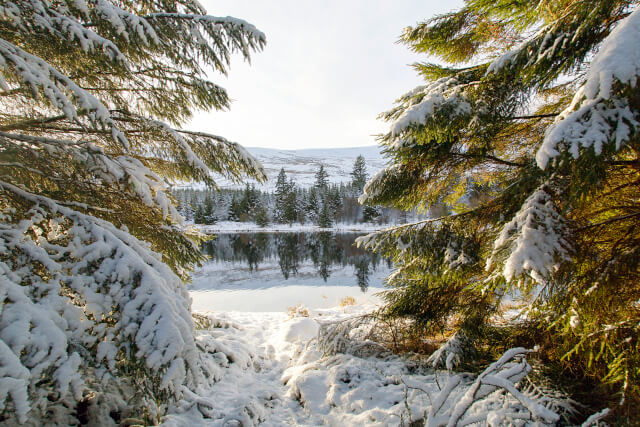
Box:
[186,145,387,190]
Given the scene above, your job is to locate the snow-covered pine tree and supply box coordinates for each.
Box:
[283,179,298,225]
[0,1,265,423]
[305,187,320,224]
[358,0,640,414]
[351,155,368,192]
[318,200,333,228]
[274,167,289,223]
[314,164,329,191]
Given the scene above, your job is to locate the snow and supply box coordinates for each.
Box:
[195,221,389,233]
[389,78,471,138]
[177,145,386,191]
[0,181,202,421]
[162,303,566,426]
[281,317,320,343]
[487,186,571,285]
[536,7,640,169]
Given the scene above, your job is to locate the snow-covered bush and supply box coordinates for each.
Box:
[0,0,265,423]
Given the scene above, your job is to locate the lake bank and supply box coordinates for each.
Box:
[192,221,394,234]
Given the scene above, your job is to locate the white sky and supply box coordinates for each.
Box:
[190,1,463,150]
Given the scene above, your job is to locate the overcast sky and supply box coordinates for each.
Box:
[190,1,463,150]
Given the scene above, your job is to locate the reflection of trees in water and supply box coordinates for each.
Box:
[353,255,370,291]
[201,232,388,291]
[276,234,300,279]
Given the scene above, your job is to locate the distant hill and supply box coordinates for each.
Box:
[184,145,388,190]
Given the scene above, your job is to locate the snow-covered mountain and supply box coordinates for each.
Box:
[202,145,387,190]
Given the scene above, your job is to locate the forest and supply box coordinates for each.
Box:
[173,156,423,227]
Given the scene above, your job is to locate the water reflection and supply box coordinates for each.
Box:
[200,232,391,292]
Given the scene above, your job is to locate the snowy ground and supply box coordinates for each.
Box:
[162,304,568,426]
[191,259,388,311]
[195,221,391,234]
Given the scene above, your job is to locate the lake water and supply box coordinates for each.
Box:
[190,232,392,312]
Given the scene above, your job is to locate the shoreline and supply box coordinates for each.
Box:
[191,221,395,234]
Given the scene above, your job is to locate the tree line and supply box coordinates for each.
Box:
[173,155,420,227]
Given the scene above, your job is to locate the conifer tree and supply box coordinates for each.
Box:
[318,200,333,228]
[306,188,320,223]
[314,164,329,191]
[227,195,242,221]
[283,180,299,225]
[202,194,216,225]
[351,155,368,192]
[274,167,289,223]
[359,0,640,413]
[362,204,381,223]
[0,1,265,422]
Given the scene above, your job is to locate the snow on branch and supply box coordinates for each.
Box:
[144,13,266,44]
[0,181,204,420]
[94,0,159,45]
[388,77,471,141]
[359,164,401,205]
[426,331,472,371]
[486,186,571,285]
[536,7,640,169]
[19,0,127,61]
[426,348,559,426]
[115,113,266,185]
[0,131,179,220]
[0,38,128,148]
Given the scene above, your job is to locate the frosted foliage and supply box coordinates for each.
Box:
[358,163,402,204]
[0,38,128,147]
[389,78,471,140]
[285,318,560,426]
[94,0,159,45]
[444,241,472,271]
[487,187,571,284]
[427,332,469,371]
[426,348,559,426]
[537,7,640,169]
[11,0,128,61]
[0,182,203,422]
[0,132,180,221]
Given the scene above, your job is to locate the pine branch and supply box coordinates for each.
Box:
[453,152,529,167]
[0,114,69,131]
[509,113,559,120]
[580,211,640,230]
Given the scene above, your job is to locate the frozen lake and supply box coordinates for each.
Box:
[190,232,392,311]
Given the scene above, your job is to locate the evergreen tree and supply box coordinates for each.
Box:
[274,167,289,223]
[0,1,265,422]
[194,204,206,224]
[318,200,333,228]
[314,164,329,191]
[202,194,217,225]
[228,195,242,221]
[362,204,381,223]
[305,188,320,223]
[283,180,299,225]
[326,186,343,223]
[351,155,368,192]
[239,183,260,221]
[359,0,640,414]
[254,204,270,227]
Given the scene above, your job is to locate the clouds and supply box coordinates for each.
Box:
[190,0,463,149]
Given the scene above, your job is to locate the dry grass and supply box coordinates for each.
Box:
[340,296,356,307]
[287,304,310,318]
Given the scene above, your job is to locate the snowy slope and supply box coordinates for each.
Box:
[185,145,387,190]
